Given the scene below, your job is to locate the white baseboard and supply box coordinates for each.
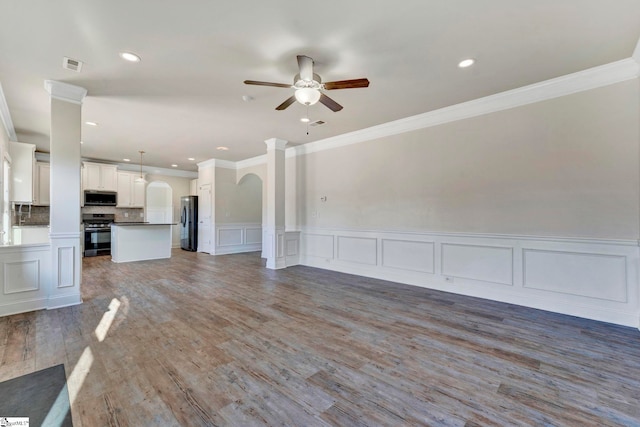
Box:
[299,227,640,329]
[0,297,48,317]
[47,294,82,310]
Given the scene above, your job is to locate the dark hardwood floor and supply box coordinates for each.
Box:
[1,250,639,426]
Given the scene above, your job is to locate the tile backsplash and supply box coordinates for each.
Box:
[82,206,144,222]
[13,205,50,226]
[11,205,145,226]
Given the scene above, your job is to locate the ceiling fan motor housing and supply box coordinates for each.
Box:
[294,73,322,89]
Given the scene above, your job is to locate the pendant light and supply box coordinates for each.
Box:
[135,150,146,183]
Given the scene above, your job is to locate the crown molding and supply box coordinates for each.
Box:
[214,159,237,170]
[265,138,288,151]
[43,80,87,105]
[200,57,640,168]
[287,58,639,159]
[236,154,267,170]
[0,82,17,141]
[197,158,236,170]
[34,152,197,178]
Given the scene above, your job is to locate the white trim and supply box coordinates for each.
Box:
[287,58,640,159]
[265,138,288,151]
[299,227,640,328]
[47,294,82,310]
[633,36,640,65]
[0,82,17,140]
[0,298,48,317]
[35,153,199,178]
[237,154,267,170]
[49,232,82,239]
[197,158,236,171]
[299,226,639,247]
[44,80,87,105]
[214,160,237,170]
[200,57,640,169]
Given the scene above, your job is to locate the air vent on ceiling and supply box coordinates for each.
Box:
[309,120,325,127]
[62,57,83,72]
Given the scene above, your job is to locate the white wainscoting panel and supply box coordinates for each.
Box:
[0,244,52,317]
[246,228,262,245]
[285,231,300,267]
[382,239,435,273]
[218,228,243,247]
[214,223,262,255]
[337,236,377,266]
[4,260,40,294]
[299,227,640,328]
[301,233,334,259]
[57,246,75,288]
[441,243,513,285]
[523,249,627,302]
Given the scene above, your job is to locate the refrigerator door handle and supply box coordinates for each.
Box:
[181,207,186,227]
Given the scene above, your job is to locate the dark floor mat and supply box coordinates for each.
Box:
[0,364,73,426]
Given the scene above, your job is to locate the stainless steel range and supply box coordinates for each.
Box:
[83,213,114,257]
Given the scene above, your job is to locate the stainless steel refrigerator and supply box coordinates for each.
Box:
[180,196,198,251]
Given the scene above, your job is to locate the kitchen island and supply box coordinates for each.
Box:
[111,222,174,263]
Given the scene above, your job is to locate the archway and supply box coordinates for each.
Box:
[146,181,172,223]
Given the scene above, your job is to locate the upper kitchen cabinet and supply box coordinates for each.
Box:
[34,162,50,206]
[82,162,117,191]
[9,141,35,203]
[117,171,145,207]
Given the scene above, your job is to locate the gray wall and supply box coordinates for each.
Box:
[215,167,262,224]
[288,79,640,239]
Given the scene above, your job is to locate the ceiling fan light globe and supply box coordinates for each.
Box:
[295,88,321,106]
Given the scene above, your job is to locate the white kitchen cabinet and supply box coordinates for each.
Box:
[34,162,50,206]
[82,162,118,191]
[9,141,36,203]
[117,171,146,207]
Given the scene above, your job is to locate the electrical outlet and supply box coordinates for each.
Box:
[124,212,128,218]
[444,276,454,283]
[311,210,318,219]
[139,212,144,217]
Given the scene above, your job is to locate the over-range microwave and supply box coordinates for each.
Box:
[84,190,117,206]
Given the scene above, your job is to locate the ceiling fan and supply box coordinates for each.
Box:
[244,55,369,112]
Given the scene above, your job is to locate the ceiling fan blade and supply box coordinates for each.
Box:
[319,93,343,112]
[244,80,291,88]
[323,78,370,90]
[275,95,297,111]
[297,55,314,82]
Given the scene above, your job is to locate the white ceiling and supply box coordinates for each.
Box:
[1,0,639,172]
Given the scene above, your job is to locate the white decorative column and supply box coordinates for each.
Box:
[264,138,287,269]
[44,80,86,309]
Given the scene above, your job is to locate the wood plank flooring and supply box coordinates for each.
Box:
[1,250,639,426]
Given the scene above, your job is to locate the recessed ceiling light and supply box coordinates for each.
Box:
[171,164,178,168]
[123,158,130,162]
[216,146,229,151]
[80,141,84,144]
[458,58,475,68]
[120,52,141,62]
[85,121,98,126]
[188,157,195,161]
[242,95,254,102]
[300,117,310,123]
